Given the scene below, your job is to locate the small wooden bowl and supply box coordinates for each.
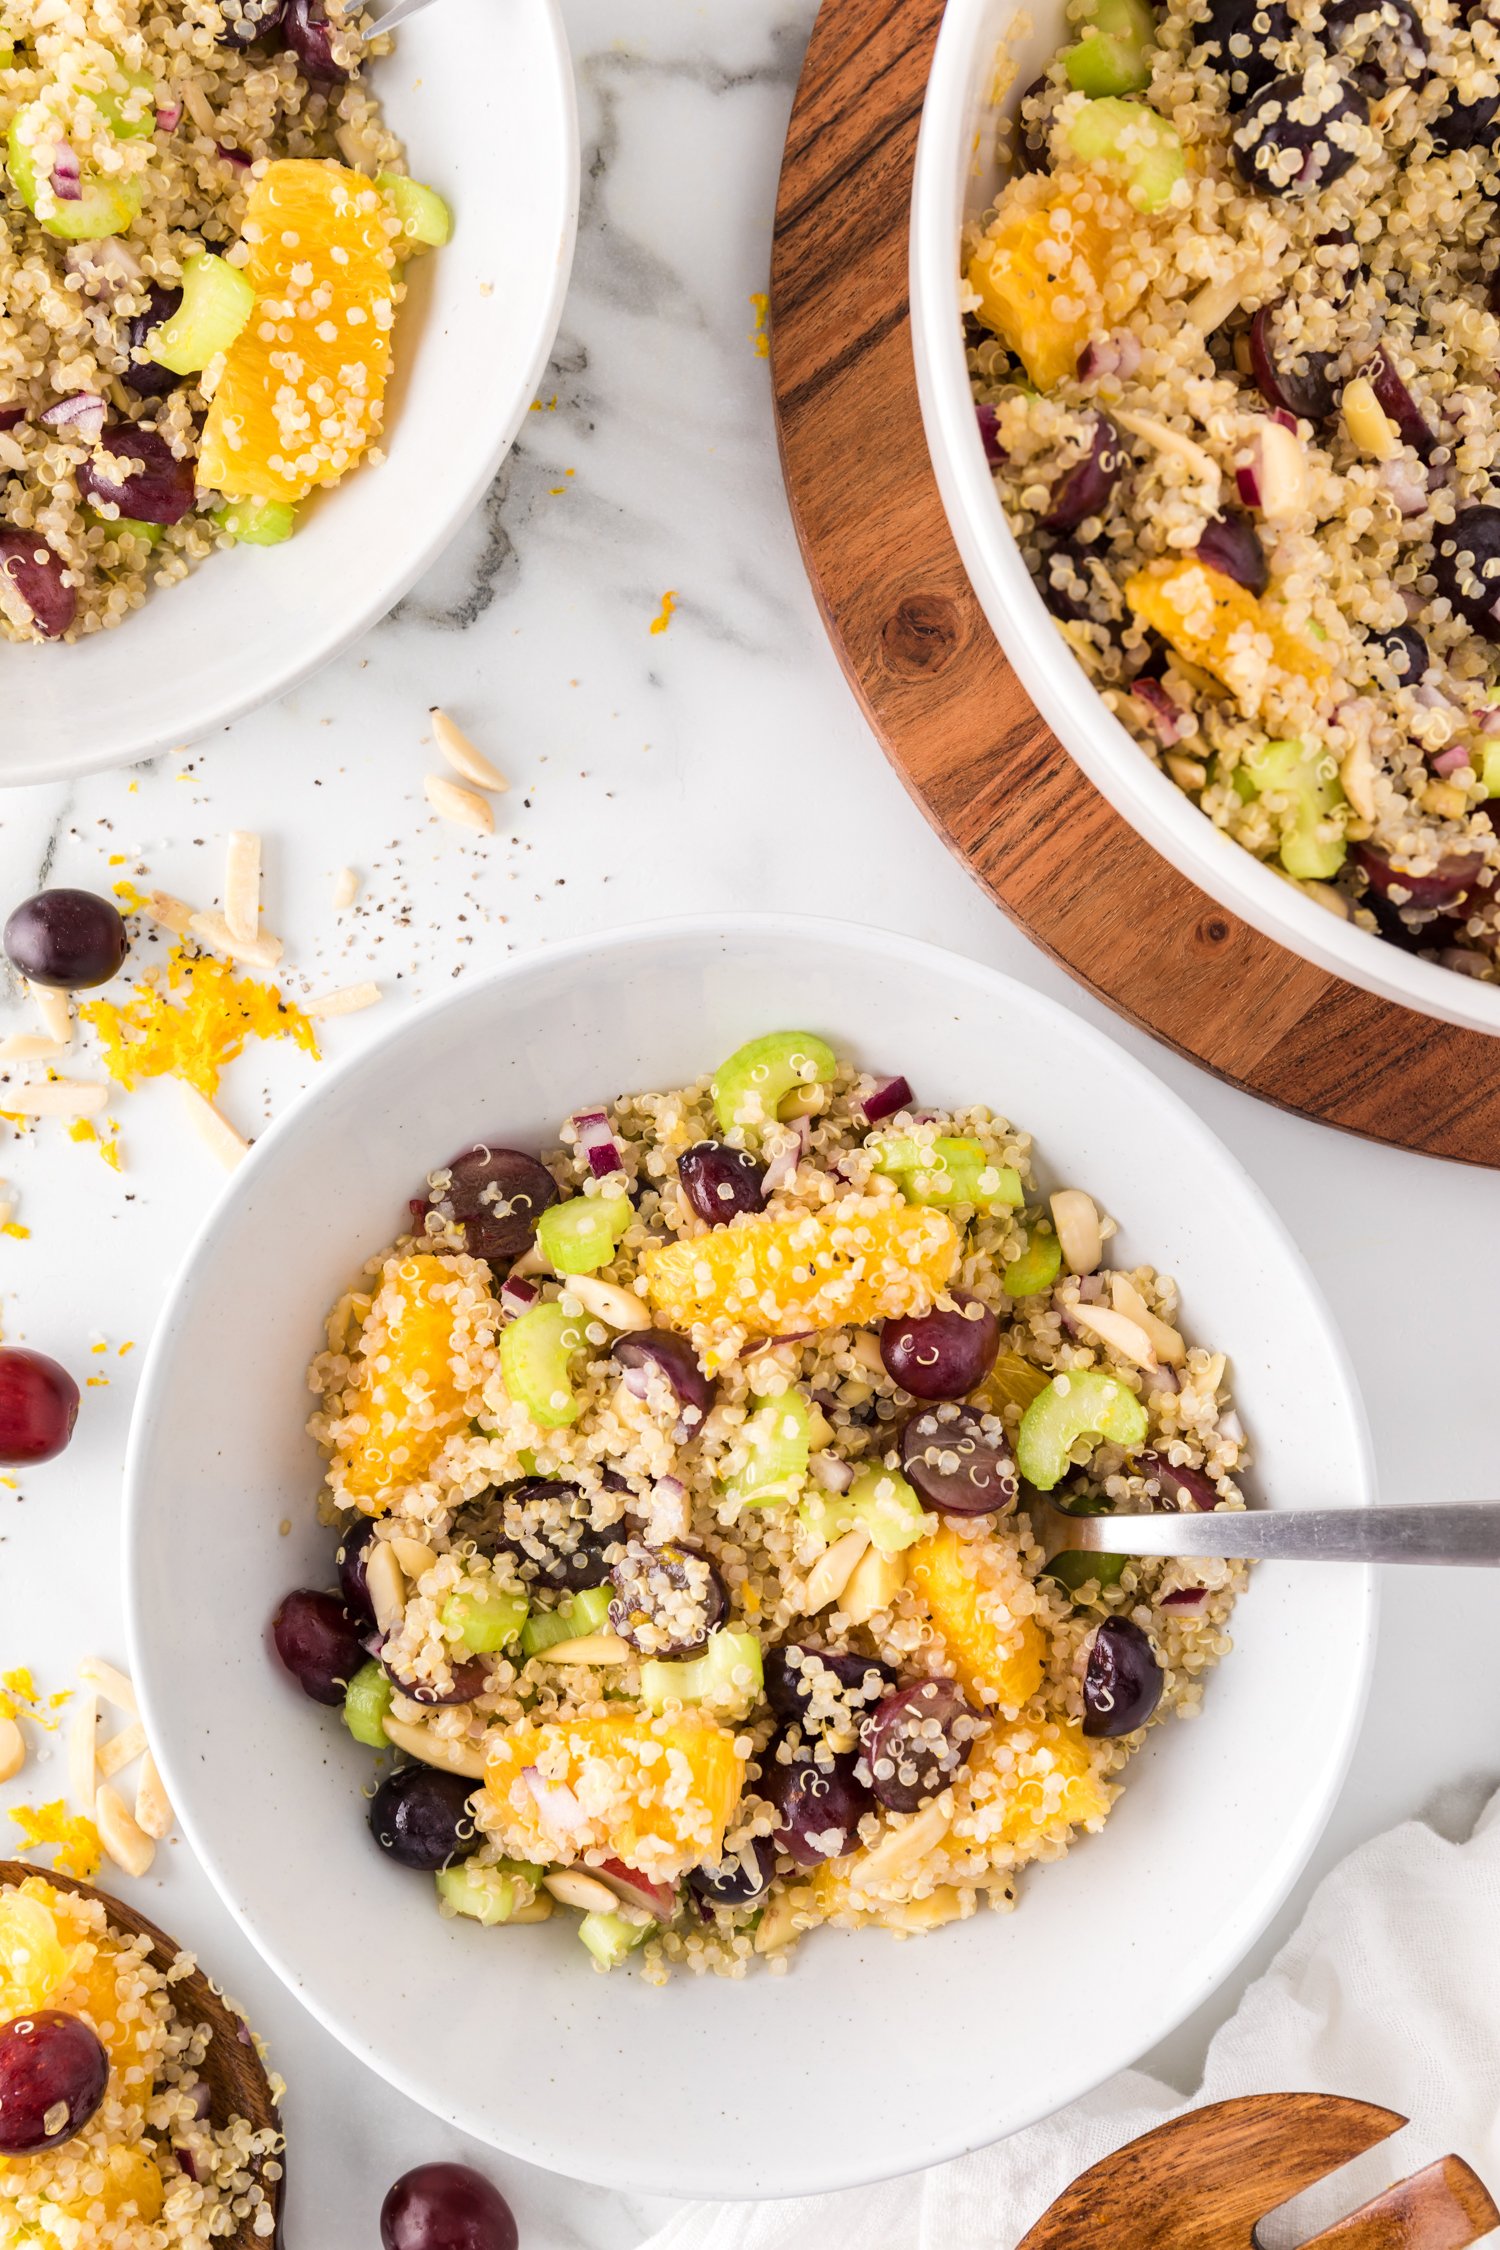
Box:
[0,1859,283,2247]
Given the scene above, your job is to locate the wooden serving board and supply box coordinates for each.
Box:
[769,0,1500,1165]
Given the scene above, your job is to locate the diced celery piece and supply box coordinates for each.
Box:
[1065,33,1151,94]
[377,169,452,247]
[1062,97,1185,214]
[94,63,156,139]
[441,1587,529,1654]
[1482,738,1500,798]
[802,1463,927,1555]
[87,509,162,548]
[711,1031,837,1134]
[149,251,255,375]
[641,1628,764,1716]
[499,1300,590,1428]
[870,1133,1022,1212]
[537,1193,631,1276]
[579,1909,648,1969]
[7,106,141,239]
[1016,1369,1148,1490]
[0,36,15,66]
[342,1659,392,1749]
[724,1390,812,1509]
[214,495,295,545]
[1005,1225,1063,1297]
[1241,737,1347,881]
[519,1583,612,1659]
[436,1860,542,1927]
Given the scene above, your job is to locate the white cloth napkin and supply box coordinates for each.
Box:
[637,1788,1500,2250]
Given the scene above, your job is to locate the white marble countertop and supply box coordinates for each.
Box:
[4,0,1500,2240]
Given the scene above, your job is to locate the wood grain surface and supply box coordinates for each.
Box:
[769,0,1500,1165]
[0,1858,282,2246]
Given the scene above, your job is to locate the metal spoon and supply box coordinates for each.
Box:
[360,0,438,32]
[1035,1497,1500,1566]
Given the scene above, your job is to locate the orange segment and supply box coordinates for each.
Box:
[484,1712,746,1885]
[641,1200,960,1340]
[908,1524,1046,1710]
[965,171,1139,391]
[200,158,396,502]
[330,1253,497,1514]
[968,1719,1111,1849]
[1123,559,1332,712]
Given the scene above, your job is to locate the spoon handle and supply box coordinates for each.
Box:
[1047,1502,1500,1565]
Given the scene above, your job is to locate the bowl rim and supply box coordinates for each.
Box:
[2,0,580,791]
[122,911,1378,2196]
[908,0,1500,1040]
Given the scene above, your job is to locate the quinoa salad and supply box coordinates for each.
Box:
[0,1873,281,2242]
[0,0,452,646]
[964,0,1500,975]
[271,1032,1249,1979]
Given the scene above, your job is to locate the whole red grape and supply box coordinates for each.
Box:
[0,1348,80,1465]
[381,2162,518,2250]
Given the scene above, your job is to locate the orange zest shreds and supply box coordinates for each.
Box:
[965,172,1138,390]
[0,1669,65,1728]
[1122,560,1333,711]
[908,1525,1046,1710]
[642,1200,960,1340]
[112,879,146,909]
[81,944,317,1101]
[649,590,676,635]
[484,1712,745,1884]
[748,291,769,358]
[967,1721,1111,1850]
[199,159,398,503]
[67,1114,121,1167]
[0,1224,28,1240]
[330,1253,496,1513]
[8,1801,102,1880]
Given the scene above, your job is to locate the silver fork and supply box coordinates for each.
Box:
[1035,1497,1500,1566]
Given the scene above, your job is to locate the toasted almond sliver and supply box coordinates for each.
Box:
[544,1869,625,1914]
[366,1540,407,1635]
[424,773,495,835]
[187,909,283,971]
[180,1083,249,1169]
[96,1783,155,1878]
[79,1655,139,1715]
[0,1035,66,1062]
[69,1691,99,1817]
[223,829,262,946]
[332,865,361,911]
[1185,268,1259,334]
[97,1719,147,1780]
[135,1750,173,1841]
[431,708,509,792]
[302,981,381,1020]
[541,1633,635,1665]
[1,1079,108,1119]
[390,1536,437,1581]
[381,1713,486,1778]
[1109,1273,1187,1366]
[0,1716,24,1785]
[1069,1301,1158,1372]
[849,1798,952,1889]
[147,890,197,937]
[560,1275,651,1331]
[800,1524,872,1615]
[28,985,72,1046]
[1050,1188,1102,1276]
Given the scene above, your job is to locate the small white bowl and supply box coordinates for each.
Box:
[125,916,1374,2199]
[910,0,1500,1038]
[2,0,578,788]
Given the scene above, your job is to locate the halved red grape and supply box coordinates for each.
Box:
[381,2163,518,2250]
[1233,68,1369,197]
[1430,505,1500,643]
[270,1589,365,1705]
[120,282,183,396]
[369,1767,480,1871]
[1137,1449,1219,1511]
[901,1402,1017,1515]
[283,0,347,75]
[427,1147,559,1263]
[608,1539,726,1656]
[763,1645,897,1728]
[1082,1617,1164,1736]
[677,1141,767,1225]
[77,422,195,525]
[0,530,77,640]
[1040,415,1124,536]
[0,2010,109,2154]
[861,1677,982,1811]
[880,1293,1000,1400]
[466,1479,616,1591]
[1248,303,1335,423]
[4,888,128,989]
[1352,839,1487,912]
[611,1329,715,1417]
[336,1517,377,1622]
[688,1838,775,1909]
[0,1349,80,1466]
[759,1739,873,1867]
[381,1654,489,1706]
[1366,347,1435,459]
[1195,512,1268,596]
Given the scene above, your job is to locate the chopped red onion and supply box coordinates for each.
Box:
[1076,331,1142,382]
[1431,946,1491,978]
[51,143,82,200]
[975,400,1004,467]
[1235,460,1261,510]
[156,101,182,130]
[1481,705,1500,738]
[860,1073,912,1123]
[1269,407,1298,433]
[178,2147,200,2181]
[188,2079,213,2120]
[1431,741,1471,776]
[809,1453,854,1494]
[41,392,107,443]
[499,1274,538,1319]
[216,143,252,168]
[0,405,23,432]
[593,1858,678,1923]
[1076,1273,1107,1303]
[1381,455,1430,518]
[522,1767,589,1840]
[760,1116,809,1196]
[1216,1409,1246,1446]
[571,1108,623,1179]
[1142,1363,1181,1398]
[1132,677,1188,746]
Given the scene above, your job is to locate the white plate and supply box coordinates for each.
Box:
[3,0,578,787]
[125,916,1375,2198]
[909,0,1500,1037]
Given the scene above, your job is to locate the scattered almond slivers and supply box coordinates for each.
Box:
[800,1523,872,1614]
[29,984,72,1046]
[424,773,495,835]
[188,909,283,971]
[223,829,262,946]
[2,1080,109,1118]
[96,1782,155,1878]
[97,1719,147,1780]
[381,1712,486,1778]
[135,1751,173,1842]
[542,1633,634,1665]
[79,1655,139,1714]
[180,1083,249,1169]
[389,1536,438,1581]
[0,1034,66,1062]
[146,890,196,937]
[544,1869,623,1914]
[1109,1272,1186,1366]
[302,981,381,1020]
[0,1716,25,1785]
[69,1690,99,1816]
[366,1541,407,1634]
[1050,1188,1102,1276]
[1068,1301,1158,1371]
[332,865,362,911]
[431,707,509,792]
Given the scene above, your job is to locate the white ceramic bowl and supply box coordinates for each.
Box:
[910,0,1500,1038]
[3,0,578,789]
[125,916,1375,2199]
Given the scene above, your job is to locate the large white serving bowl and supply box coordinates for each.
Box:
[3,0,577,788]
[125,916,1375,2199]
[910,0,1500,1038]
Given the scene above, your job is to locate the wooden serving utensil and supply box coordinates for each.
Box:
[1018,2093,1498,2250]
[0,1859,283,2248]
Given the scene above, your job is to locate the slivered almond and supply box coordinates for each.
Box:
[390,1536,437,1581]
[510,1894,555,1924]
[187,909,283,971]
[1,1080,108,1118]
[381,1713,486,1777]
[223,830,261,945]
[0,1717,24,1784]
[800,1524,871,1614]
[1185,268,1259,334]
[840,1543,906,1625]
[753,1887,805,1954]
[543,1869,624,1913]
[1112,410,1222,507]
[431,708,509,792]
[69,1691,99,1816]
[560,1275,651,1331]
[97,1720,147,1780]
[96,1783,155,1878]
[366,1540,407,1634]
[1069,1301,1158,1371]
[1165,753,1208,792]
[849,1799,952,1888]
[79,1656,138,1714]
[303,981,381,1020]
[135,1751,173,1840]
[1343,377,1400,462]
[0,1035,65,1062]
[1109,1273,1187,1366]
[332,865,361,910]
[1050,1188,1102,1276]
[424,774,494,834]
[147,890,196,936]
[541,1633,634,1665]
[180,1084,248,1169]
[29,985,72,1045]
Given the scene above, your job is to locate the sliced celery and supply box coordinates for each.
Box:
[342,1659,392,1749]
[711,1030,837,1134]
[95,63,156,140]
[723,1390,812,1509]
[870,1132,1022,1212]
[1062,97,1185,214]
[87,509,163,548]
[437,1860,542,1927]
[499,1300,590,1428]
[214,496,295,545]
[441,1586,529,1654]
[1016,1370,1148,1490]
[1004,1226,1063,1298]
[6,107,141,239]
[1240,737,1347,881]
[579,1909,648,1969]
[640,1628,763,1716]
[801,1463,927,1555]
[377,170,452,247]
[148,251,255,375]
[1483,738,1500,799]
[537,1192,631,1275]
[520,1583,613,1659]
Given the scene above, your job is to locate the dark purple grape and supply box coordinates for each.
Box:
[1431,505,1500,642]
[1082,1616,1164,1737]
[217,0,285,42]
[271,1589,364,1705]
[429,1146,559,1263]
[1194,512,1268,596]
[880,1292,1000,1401]
[0,406,23,432]
[1232,66,1370,196]
[381,2163,518,2250]
[4,888,127,990]
[1366,348,1435,459]
[369,1766,480,1871]
[901,1402,1017,1515]
[0,528,77,640]
[1352,839,1487,911]
[688,1838,776,1909]
[611,1329,716,1418]
[1041,415,1124,537]
[760,1740,873,1867]
[1137,1449,1220,1511]
[677,1140,767,1225]
[976,400,1004,467]
[1195,0,1291,106]
[283,0,347,76]
[382,1654,489,1706]
[464,1479,616,1591]
[1322,0,1426,86]
[1035,540,1096,623]
[0,1348,80,1467]
[0,2012,109,2154]
[336,1517,377,1622]
[763,1644,897,1728]
[1376,623,1428,683]
[1429,92,1499,153]
[120,283,182,397]
[861,1678,981,1811]
[77,422,195,526]
[1248,302,1336,424]
[609,1539,726,1656]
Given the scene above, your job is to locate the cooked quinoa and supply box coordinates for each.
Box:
[0,1874,282,2242]
[964,0,1500,975]
[0,0,414,643]
[276,1032,1248,1979]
